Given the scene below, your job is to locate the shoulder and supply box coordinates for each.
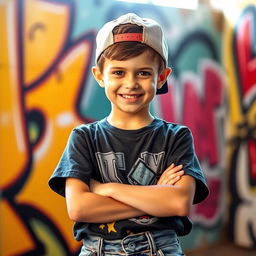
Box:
[73,119,106,135]
[65,119,106,145]
[155,118,191,135]
[74,120,100,132]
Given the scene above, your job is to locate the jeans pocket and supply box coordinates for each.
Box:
[79,245,97,256]
[157,241,185,256]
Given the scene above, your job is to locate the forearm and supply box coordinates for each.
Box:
[67,190,145,223]
[103,176,195,217]
[107,184,184,217]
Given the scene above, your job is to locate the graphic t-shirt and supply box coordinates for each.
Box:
[49,118,209,240]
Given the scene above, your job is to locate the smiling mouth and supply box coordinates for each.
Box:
[119,94,142,99]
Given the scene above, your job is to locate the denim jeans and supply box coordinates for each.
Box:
[80,229,185,256]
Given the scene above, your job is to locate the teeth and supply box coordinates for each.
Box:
[122,95,138,99]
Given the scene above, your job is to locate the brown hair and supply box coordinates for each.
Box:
[97,23,165,73]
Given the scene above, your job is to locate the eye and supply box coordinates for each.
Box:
[112,70,124,76]
[138,71,151,77]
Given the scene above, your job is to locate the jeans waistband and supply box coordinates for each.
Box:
[82,229,177,256]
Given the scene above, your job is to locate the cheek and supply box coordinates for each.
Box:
[104,77,118,88]
[104,88,114,104]
[144,83,156,100]
[147,80,158,92]
[104,82,118,98]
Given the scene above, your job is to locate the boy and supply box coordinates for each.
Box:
[49,13,209,256]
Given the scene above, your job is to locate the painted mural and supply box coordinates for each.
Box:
[0,0,254,255]
[223,0,256,249]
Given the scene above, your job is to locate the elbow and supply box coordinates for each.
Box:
[163,198,191,217]
[175,198,192,216]
[176,203,191,216]
[67,205,83,222]
[68,206,93,222]
[154,200,191,217]
[66,192,93,222]
[67,201,92,222]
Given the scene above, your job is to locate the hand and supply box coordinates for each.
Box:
[157,164,184,185]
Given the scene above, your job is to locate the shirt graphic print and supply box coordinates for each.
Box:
[96,151,165,185]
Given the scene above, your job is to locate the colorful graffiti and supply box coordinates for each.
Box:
[224,0,256,248]
[159,61,225,248]
[1,0,93,254]
[0,0,238,255]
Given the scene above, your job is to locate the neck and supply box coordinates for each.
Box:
[107,112,154,130]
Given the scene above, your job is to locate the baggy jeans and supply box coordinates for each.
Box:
[80,229,185,256]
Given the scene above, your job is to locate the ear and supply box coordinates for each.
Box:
[92,66,104,88]
[157,67,172,89]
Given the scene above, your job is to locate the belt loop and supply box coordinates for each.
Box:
[145,231,157,256]
[97,237,103,256]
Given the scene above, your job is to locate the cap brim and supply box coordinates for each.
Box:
[156,81,168,95]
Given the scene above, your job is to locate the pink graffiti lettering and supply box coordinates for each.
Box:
[182,61,224,166]
[193,178,221,220]
[159,60,225,223]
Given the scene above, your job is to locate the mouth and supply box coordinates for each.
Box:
[119,94,143,99]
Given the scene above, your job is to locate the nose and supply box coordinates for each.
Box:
[124,74,138,90]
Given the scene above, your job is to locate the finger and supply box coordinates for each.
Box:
[167,170,184,178]
[159,164,176,178]
[157,173,170,185]
[157,168,171,184]
[166,175,181,185]
[164,170,184,185]
[167,163,175,170]
[165,163,175,172]
[158,174,181,185]
[158,164,183,185]
[173,164,183,171]
[158,171,181,185]
[166,164,183,175]
[165,173,184,185]
[157,176,165,185]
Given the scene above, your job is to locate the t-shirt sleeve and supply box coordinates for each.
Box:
[48,128,93,197]
[168,127,209,204]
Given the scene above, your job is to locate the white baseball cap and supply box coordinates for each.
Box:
[95,13,169,94]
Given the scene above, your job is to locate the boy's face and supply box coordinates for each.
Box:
[93,51,170,118]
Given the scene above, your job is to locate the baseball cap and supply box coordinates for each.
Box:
[95,13,169,95]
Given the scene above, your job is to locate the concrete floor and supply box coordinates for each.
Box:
[185,242,256,256]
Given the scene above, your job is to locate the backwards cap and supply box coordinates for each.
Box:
[95,13,169,94]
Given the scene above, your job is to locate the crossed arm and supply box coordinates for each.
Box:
[65,164,195,223]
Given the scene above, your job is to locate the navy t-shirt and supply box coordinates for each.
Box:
[49,118,209,240]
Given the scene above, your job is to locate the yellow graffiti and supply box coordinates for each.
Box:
[0,1,34,254]
[1,200,34,255]
[17,38,92,252]
[0,0,29,194]
[1,0,93,254]
[24,0,70,86]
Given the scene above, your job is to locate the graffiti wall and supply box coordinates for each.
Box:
[223,0,256,249]
[0,0,254,255]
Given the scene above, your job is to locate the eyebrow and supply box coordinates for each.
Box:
[109,66,154,71]
[109,67,125,70]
